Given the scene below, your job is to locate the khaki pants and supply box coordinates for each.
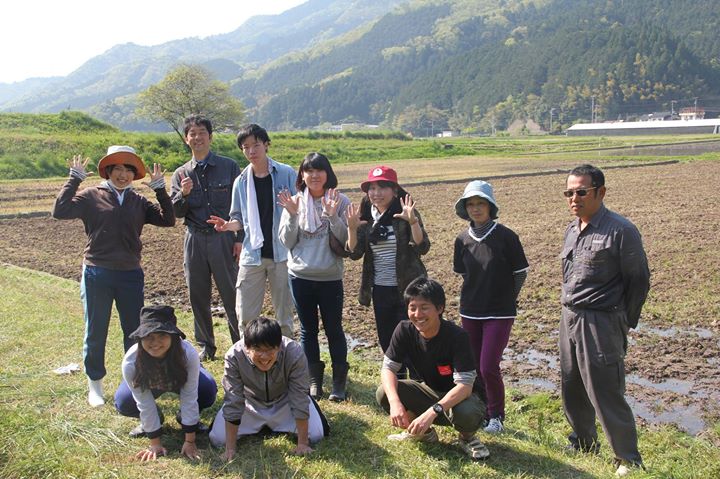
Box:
[236,258,294,338]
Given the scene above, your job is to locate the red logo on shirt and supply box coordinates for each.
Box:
[437,365,453,376]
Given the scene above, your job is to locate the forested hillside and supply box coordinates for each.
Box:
[2,0,719,134]
[246,0,720,132]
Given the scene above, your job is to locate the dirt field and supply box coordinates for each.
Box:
[1,159,718,435]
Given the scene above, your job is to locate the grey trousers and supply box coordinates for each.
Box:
[183,229,240,357]
[559,306,642,465]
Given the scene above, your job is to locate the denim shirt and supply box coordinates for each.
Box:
[229,156,297,266]
[170,151,240,230]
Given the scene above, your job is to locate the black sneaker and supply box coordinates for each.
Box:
[199,350,216,362]
[176,411,209,434]
[129,409,164,438]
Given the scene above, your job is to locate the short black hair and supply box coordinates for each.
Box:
[403,277,445,311]
[244,316,282,349]
[569,164,605,188]
[296,152,338,191]
[183,115,213,136]
[237,124,270,148]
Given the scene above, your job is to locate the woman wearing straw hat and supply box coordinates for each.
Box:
[346,166,430,367]
[52,146,175,408]
[114,305,217,461]
[453,180,529,434]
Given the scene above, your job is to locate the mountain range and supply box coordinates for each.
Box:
[2,0,720,133]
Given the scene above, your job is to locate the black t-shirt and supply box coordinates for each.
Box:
[253,174,274,259]
[385,319,477,393]
[453,223,529,318]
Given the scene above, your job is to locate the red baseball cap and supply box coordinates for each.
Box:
[360,165,399,192]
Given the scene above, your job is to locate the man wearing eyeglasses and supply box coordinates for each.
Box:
[559,164,650,477]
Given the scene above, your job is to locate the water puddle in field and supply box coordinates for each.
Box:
[625,374,702,397]
[505,346,715,435]
[320,334,373,353]
[635,324,714,339]
[626,397,706,435]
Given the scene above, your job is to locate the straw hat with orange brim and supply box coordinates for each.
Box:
[97,145,146,180]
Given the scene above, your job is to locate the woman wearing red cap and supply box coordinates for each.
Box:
[52,147,175,408]
[346,166,430,367]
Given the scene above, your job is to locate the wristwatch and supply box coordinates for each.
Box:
[432,403,444,415]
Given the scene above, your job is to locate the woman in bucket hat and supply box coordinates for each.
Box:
[114,305,217,461]
[346,166,430,369]
[52,147,175,408]
[453,180,529,434]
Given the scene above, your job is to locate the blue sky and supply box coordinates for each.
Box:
[2,0,305,83]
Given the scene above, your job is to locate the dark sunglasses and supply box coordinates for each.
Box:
[563,187,597,198]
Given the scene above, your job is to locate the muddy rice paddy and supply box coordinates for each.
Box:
[1,160,718,435]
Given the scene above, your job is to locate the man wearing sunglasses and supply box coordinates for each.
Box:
[559,164,650,477]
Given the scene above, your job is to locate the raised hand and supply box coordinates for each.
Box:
[179,171,193,196]
[277,189,300,216]
[393,194,418,224]
[345,202,367,230]
[321,188,340,217]
[142,163,165,187]
[68,154,91,176]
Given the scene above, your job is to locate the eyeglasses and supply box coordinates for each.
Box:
[249,347,278,357]
[563,187,597,198]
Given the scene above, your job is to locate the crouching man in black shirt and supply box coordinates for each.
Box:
[376,277,489,460]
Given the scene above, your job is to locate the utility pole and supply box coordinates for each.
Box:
[550,108,556,133]
[591,96,595,123]
[671,100,677,117]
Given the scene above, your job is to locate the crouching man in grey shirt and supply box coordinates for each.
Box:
[209,317,329,458]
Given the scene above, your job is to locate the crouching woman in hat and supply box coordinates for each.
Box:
[52,147,175,408]
[114,305,218,461]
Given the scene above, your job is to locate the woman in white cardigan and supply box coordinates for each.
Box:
[114,305,217,461]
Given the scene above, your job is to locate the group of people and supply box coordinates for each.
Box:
[52,115,650,476]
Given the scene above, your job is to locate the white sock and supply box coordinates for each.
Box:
[88,378,105,407]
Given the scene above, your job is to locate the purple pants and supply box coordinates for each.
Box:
[461,318,514,419]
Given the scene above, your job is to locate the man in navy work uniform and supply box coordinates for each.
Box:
[376,277,489,460]
[171,115,241,361]
[559,164,650,477]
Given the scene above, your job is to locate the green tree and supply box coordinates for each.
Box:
[136,64,245,143]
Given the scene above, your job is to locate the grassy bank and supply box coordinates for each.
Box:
[1,264,718,478]
[3,111,720,180]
